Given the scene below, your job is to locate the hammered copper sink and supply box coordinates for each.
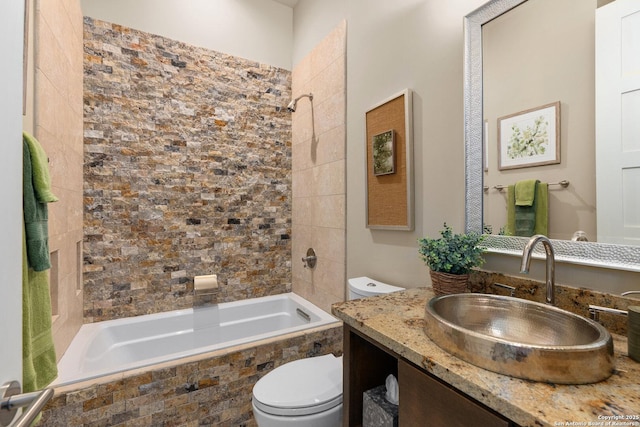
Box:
[424,293,615,384]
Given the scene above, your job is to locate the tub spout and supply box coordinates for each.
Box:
[194,291,219,307]
[193,274,220,306]
[520,235,556,305]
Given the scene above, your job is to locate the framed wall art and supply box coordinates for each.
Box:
[365,89,414,230]
[497,101,560,170]
[372,129,395,176]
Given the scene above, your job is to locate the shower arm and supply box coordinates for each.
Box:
[293,93,313,104]
[287,93,313,112]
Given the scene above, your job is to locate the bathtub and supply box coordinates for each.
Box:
[54,292,339,387]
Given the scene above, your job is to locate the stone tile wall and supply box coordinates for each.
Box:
[470,269,634,335]
[39,324,343,426]
[83,18,292,322]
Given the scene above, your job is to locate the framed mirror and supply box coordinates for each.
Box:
[463,0,640,272]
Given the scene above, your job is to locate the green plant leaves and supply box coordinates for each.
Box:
[418,223,485,275]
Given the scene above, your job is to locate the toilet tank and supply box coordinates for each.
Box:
[348,277,405,300]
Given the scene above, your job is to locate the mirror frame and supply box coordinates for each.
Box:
[463,0,640,272]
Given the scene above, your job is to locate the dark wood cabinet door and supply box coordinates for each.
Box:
[398,359,511,427]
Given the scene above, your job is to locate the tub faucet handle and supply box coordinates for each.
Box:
[302,248,317,269]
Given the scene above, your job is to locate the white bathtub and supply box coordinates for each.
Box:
[54,293,339,386]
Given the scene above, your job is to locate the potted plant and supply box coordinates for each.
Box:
[418,223,485,295]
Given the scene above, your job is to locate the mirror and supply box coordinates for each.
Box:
[464,0,640,272]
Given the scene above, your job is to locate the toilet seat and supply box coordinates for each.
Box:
[252,354,343,417]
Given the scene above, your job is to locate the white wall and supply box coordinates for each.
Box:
[293,0,640,293]
[81,0,294,70]
[295,0,487,288]
[292,0,346,67]
[0,0,26,386]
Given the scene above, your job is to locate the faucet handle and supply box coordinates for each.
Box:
[302,248,317,269]
[588,304,627,322]
[622,290,640,297]
[491,283,515,297]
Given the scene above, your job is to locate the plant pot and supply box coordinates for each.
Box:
[429,270,469,296]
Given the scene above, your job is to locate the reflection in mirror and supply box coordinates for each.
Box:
[482,0,595,242]
[464,0,640,272]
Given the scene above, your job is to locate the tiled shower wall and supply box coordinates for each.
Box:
[291,22,347,311]
[83,18,293,322]
[33,0,85,357]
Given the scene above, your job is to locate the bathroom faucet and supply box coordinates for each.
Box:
[520,235,556,305]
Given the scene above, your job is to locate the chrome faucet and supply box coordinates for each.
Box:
[622,290,640,298]
[520,235,556,305]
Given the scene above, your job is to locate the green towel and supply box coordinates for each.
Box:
[23,131,58,203]
[514,179,538,206]
[23,226,58,392]
[533,182,548,236]
[23,136,57,271]
[506,186,515,236]
[22,132,58,392]
[505,181,548,237]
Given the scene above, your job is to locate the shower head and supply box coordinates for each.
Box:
[287,93,313,113]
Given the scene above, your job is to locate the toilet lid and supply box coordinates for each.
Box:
[252,354,343,417]
[348,276,405,297]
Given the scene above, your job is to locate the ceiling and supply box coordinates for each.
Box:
[272,0,299,8]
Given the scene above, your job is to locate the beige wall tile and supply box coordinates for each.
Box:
[35,0,85,359]
[310,22,346,77]
[313,160,345,196]
[314,91,346,136]
[292,136,315,171]
[292,166,314,198]
[313,194,345,231]
[313,226,345,265]
[291,108,314,145]
[291,224,313,266]
[315,258,346,300]
[312,55,346,103]
[291,52,312,94]
[291,22,346,310]
[292,195,314,227]
[315,124,346,166]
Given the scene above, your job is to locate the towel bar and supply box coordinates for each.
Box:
[486,180,570,192]
[0,381,54,427]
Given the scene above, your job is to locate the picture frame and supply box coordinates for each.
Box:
[497,101,560,170]
[372,129,395,176]
[365,89,414,231]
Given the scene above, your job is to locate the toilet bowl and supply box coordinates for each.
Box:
[252,354,343,427]
[252,278,405,426]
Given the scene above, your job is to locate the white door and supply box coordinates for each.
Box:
[0,0,27,401]
[596,0,640,245]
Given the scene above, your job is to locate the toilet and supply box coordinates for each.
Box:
[251,277,405,426]
[347,276,406,300]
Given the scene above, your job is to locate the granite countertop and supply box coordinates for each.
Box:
[332,288,640,427]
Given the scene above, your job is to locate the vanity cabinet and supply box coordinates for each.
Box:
[343,325,515,427]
